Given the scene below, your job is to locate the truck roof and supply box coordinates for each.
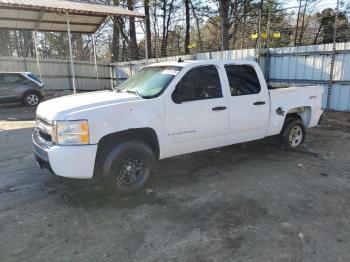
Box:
[147,59,258,68]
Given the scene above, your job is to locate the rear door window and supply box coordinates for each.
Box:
[224,65,261,96]
[4,74,25,84]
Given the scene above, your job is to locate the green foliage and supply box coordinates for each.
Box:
[317,8,350,44]
[45,33,69,59]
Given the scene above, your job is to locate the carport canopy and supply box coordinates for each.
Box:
[0,0,146,92]
[0,0,145,33]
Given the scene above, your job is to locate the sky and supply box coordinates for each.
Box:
[284,0,346,12]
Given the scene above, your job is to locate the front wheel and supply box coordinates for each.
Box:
[100,140,155,195]
[23,92,41,106]
[281,118,306,150]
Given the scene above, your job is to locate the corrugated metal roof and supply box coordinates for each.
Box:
[0,0,144,33]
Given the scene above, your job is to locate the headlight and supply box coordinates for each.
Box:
[55,120,90,145]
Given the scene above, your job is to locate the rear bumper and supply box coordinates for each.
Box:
[32,129,97,179]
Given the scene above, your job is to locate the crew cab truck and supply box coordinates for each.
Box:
[33,60,323,195]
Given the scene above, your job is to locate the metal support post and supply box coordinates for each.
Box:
[66,11,76,93]
[32,31,42,79]
[326,0,340,112]
[265,0,271,80]
[92,33,99,80]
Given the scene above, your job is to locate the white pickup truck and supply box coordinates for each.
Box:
[33,60,323,194]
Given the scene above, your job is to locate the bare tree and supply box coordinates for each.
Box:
[111,0,120,62]
[294,0,303,46]
[241,0,248,49]
[0,29,11,56]
[144,0,152,58]
[219,0,230,50]
[190,0,203,51]
[128,0,139,59]
[160,0,176,57]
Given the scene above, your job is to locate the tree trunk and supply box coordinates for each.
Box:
[153,0,159,58]
[294,0,303,46]
[219,0,230,50]
[111,0,120,62]
[22,31,34,57]
[14,31,20,57]
[161,0,175,57]
[184,0,190,54]
[313,21,323,45]
[231,0,239,48]
[190,0,203,51]
[161,0,167,57]
[144,0,152,58]
[241,0,247,49]
[298,0,308,45]
[19,31,25,57]
[0,29,11,56]
[111,18,120,62]
[128,0,139,60]
[122,39,126,61]
[73,33,84,60]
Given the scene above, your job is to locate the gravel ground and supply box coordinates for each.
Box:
[0,106,349,262]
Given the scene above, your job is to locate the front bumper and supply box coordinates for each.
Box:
[32,129,97,179]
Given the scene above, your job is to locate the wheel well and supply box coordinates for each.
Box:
[94,128,160,177]
[23,89,42,99]
[285,113,301,121]
[98,128,159,158]
[285,106,311,127]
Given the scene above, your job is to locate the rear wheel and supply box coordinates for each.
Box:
[100,140,155,195]
[23,92,41,106]
[281,118,305,150]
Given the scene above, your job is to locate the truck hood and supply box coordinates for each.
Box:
[36,90,142,121]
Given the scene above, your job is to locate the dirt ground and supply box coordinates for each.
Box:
[0,105,349,262]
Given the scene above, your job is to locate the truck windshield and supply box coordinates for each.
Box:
[116,66,182,98]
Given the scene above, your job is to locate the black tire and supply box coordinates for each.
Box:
[100,140,155,195]
[23,92,41,106]
[281,118,306,150]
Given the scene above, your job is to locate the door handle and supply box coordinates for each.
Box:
[212,106,227,111]
[253,101,266,105]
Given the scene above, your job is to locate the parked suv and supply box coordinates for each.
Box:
[0,72,45,106]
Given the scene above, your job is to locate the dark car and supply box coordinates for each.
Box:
[0,72,45,106]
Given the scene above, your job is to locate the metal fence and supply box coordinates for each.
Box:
[1,42,349,112]
[0,56,113,91]
[115,42,350,112]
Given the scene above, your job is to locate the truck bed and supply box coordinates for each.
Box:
[267,83,317,89]
[267,84,324,136]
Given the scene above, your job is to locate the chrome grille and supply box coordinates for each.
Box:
[36,117,54,144]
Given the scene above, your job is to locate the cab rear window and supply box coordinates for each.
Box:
[225,65,261,96]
